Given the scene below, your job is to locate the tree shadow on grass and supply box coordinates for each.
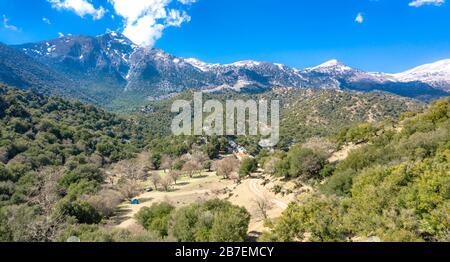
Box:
[137,197,154,204]
[174,181,190,186]
[110,206,134,224]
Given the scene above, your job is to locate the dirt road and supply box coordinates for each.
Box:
[112,173,289,235]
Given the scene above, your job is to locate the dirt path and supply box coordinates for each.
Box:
[114,172,232,229]
[112,173,289,235]
[227,178,290,234]
[248,179,288,209]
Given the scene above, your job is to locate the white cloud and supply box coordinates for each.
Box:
[123,16,165,47]
[58,32,65,37]
[409,0,445,7]
[166,9,191,27]
[48,0,106,20]
[178,0,197,4]
[2,15,19,31]
[355,13,364,24]
[42,17,51,25]
[109,0,197,47]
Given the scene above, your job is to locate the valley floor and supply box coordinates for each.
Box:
[110,172,291,237]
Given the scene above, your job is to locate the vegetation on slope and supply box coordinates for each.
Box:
[261,98,450,242]
[136,88,423,152]
[0,85,241,242]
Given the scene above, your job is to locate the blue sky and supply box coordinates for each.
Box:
[0,0,449,72]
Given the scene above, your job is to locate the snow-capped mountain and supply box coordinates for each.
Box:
[17,32,138,84]
[390,59,450,92]
[2,32,449,105]
[307,59,354,73]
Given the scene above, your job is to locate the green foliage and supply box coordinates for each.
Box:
[266,98,450,242]
[59,165,103,190]
[336,123,379,144]
[172,199,250,242]
[56,200,102,224]
[0,163,12,181]
[58,224,164,242]
[277,89,423,146]
[275,145,326,179]
[135,203,175,238]
[239,158,258,177]
[261,196,347,242]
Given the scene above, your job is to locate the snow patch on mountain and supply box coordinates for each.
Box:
[391,59,450,91]
[309,59,353,72]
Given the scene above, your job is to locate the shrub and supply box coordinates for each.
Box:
[239,158,258,178]
[172,200,250,242]
[56,200,102,224]
[59,165,103,189]
[135,203,175,238]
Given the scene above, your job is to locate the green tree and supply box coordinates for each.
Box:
[135,203,175,238]
[239,158,258,178]
[172,200,250,242]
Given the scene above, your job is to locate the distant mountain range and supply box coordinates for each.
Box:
[0,32,449,108]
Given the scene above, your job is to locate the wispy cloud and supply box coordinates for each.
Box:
[2,15,20,31]
[42,17,51,25]
[409,0,445,7]
[48,0,106,20]
[108,0,198,47]
[355,13,364,24]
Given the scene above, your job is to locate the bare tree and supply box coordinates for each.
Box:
[23,167,67,241]
[87,189,123,217]
[168,170,182,185]
[160,155,173,173]
[29,167,65,215]
[151,172,162,190]
[192,151,209,166]
[115,159,146,181]
[253,195,274,220]
[215,157,239,179]
[159,176,174,192]
[182,160,202,178]
[117,179,141,200]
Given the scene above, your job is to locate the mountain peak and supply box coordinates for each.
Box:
[392,58,450,92]
[311,59,350,70]
[97,31,136,46]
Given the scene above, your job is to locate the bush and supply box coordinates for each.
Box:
[135,203,175,238]
[0,163,12,181]
[87,189,123,218]
[275,145,326,179]
[172,200,250,242]
[239,158,258,178]
[261,195,347,242]
[56,200,102,224]
[59,165,103,189]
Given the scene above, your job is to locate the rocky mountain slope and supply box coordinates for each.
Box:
[0,32,447,109]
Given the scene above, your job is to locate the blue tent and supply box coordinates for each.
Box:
[130,199,140,205]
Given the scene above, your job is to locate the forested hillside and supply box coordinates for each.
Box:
[261,98,450,242]
[0,85,236,242]
[138,88,424,150]
[0,85,145,241]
